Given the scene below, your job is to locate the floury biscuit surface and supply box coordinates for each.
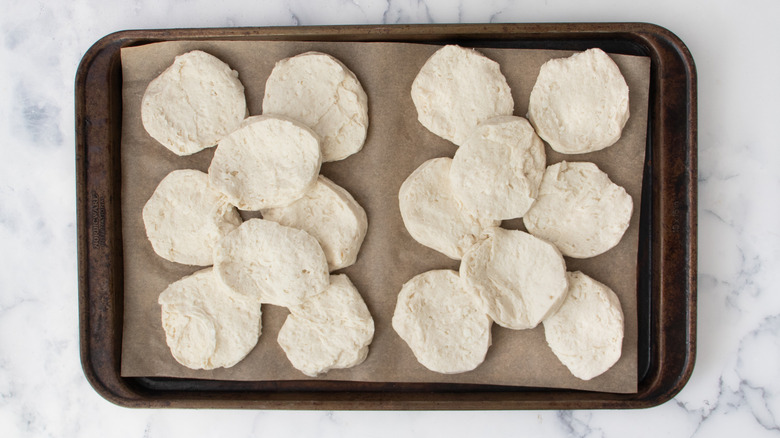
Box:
[460,227,569,330]
[158,268,262,370]
[527,48,630,154]
[398,158,499,260]
[278,275,375,377]
[208,115,322,211]
[214,219,329,308]
[544,271,624,380]
[262,176,368,271]
[411,45,514,146]
[142,169,241,266]
[523,161,633,258]
[141,50,247,156]
[392,270,492,374]
[449,116,546,220]
[262,52,369,162]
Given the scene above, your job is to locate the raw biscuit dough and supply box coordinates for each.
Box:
[527,48,630,154]
[214,218,329,307]
[141,50,247,156]
[411,45,514,146]
[262,52,369,162]
[142,169,242,265]
[158,268,262,370]
[460,227,569,330]
[262,176,368,271]
[543,271,624,380]
[208,115,322,211]
[399,158,499,259]
[449,116,546,220]
[392,269,492,374]
[523,161,633,258]
[277,274,375,377]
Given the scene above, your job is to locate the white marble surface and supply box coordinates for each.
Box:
[1,0,779,436]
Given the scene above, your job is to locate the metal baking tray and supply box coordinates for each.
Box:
[76,23,696,409]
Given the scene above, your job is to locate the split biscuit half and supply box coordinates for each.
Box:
[141,50,247,156]
[208,115,322,211]
[523,161,633,258]
[262,52,369,162]
[399,157,499,260]
[411,45,514,146]
[158,268,262,370]
[543,271,624,380]
[262,176,368,271]
[213,219,329,308]
[460,227,569,330]
[527,48,630,154]
[393,269,492,374]
[450,116,546,220]
[278,274,375,377]
[143,169,241,266]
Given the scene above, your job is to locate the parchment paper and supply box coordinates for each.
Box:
[120,40,650,393]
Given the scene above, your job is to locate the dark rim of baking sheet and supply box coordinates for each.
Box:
[76,22,697,410]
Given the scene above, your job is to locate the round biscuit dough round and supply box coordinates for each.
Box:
[523,161,633,258]
[399,157,499,260]
[450,116,546,220]
[262,52,369,162]
[158,268,262,370]
[543,271,624,380]
[278,274,375,377]
[527,48,630,154]
[460,227,569,330]
[262,176,368,271]
[142,169,242,266]
[208,115,322,211]
[214,218,329,307]
[392,269,492,374]
[141,50,247,156]
[411,45,514,146]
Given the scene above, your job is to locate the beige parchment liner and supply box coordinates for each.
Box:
[120,40,650,393]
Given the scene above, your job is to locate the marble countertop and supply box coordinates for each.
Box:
[1,0,779,436]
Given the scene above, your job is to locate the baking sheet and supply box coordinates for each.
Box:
[119,40,650,393]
